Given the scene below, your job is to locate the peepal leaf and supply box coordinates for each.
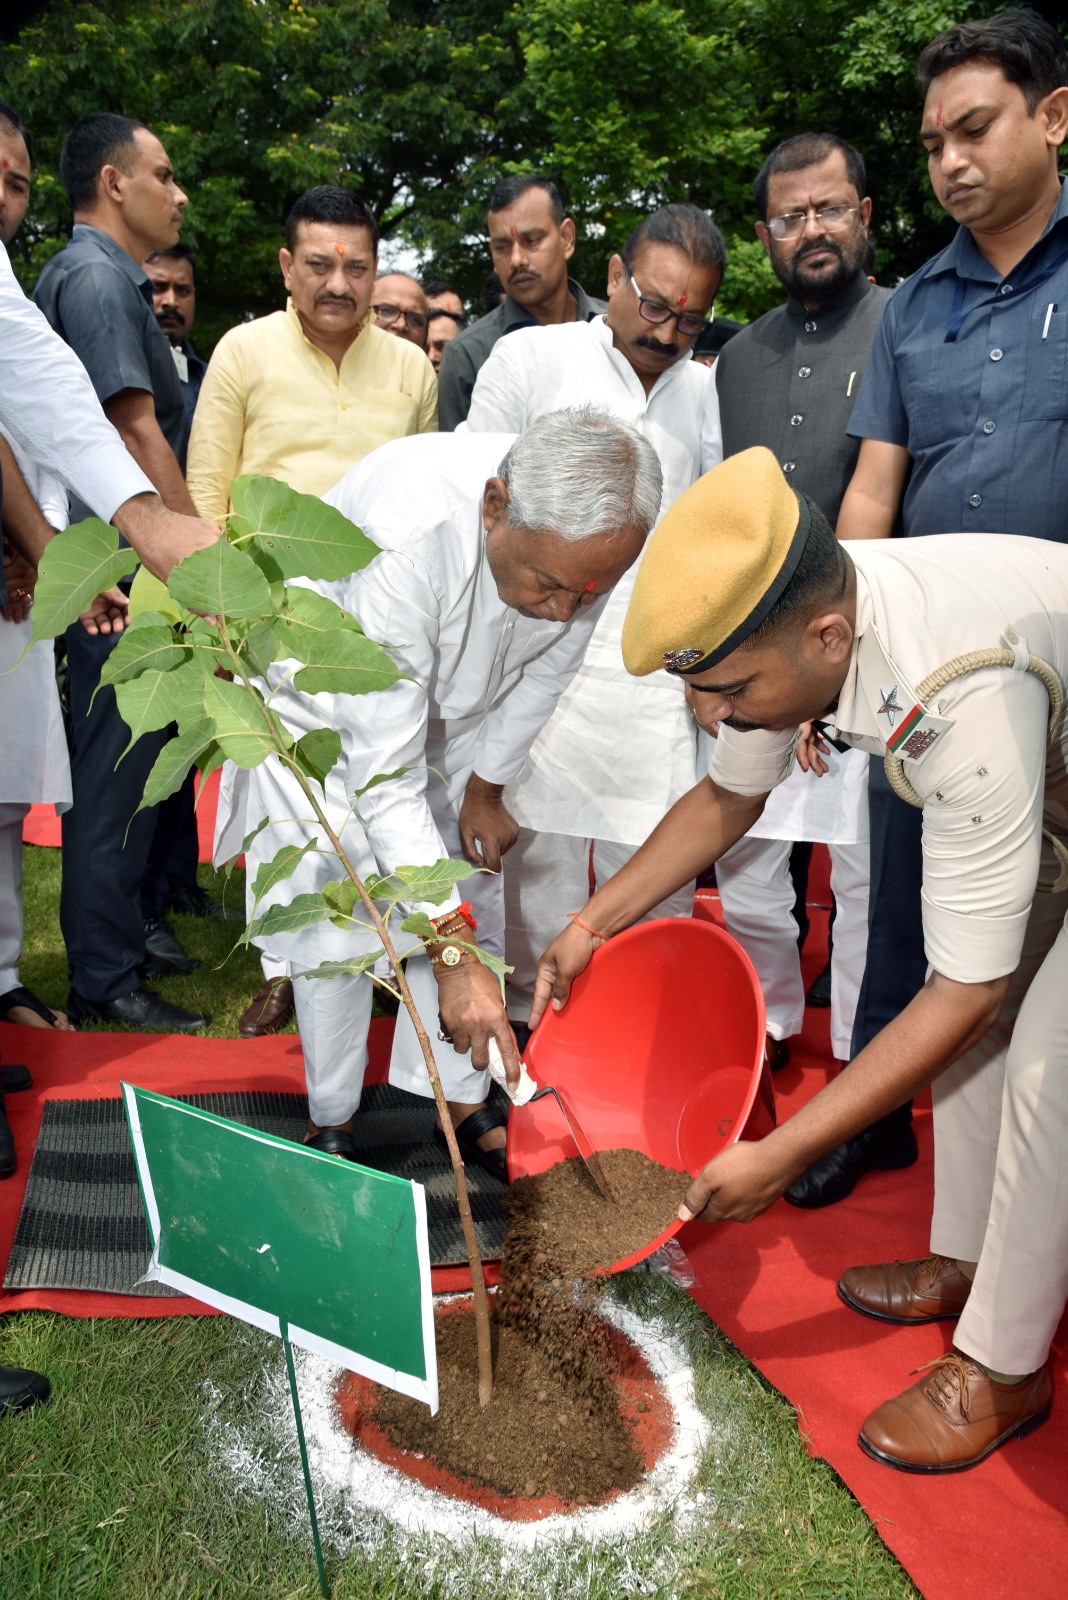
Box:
[231,475,380,581]
[99,622,191,689]
[114,654,212,754]
[293,727,342,792]
[222,815,269,880]
[291,631,403,696]
[293,953,385,983]
[246,893,333,942]
[354,768,407,801]
[276,585,362,636]
[394,860,481,904]
[400,912,436,938]
[251,839,318,907]
[237,618,278,678]
[136,719,216,813]
[168,537,273,621]
[30,519,133,642]
[204,675,293,768]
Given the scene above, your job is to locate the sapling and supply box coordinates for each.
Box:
[29,477,502,1405]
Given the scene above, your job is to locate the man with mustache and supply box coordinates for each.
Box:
[437,175,605,430]
[144,243,205,440]
[697,134,887,1192]
[186,185,437,1036]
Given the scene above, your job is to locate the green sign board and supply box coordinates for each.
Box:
[123,1084,437,1410]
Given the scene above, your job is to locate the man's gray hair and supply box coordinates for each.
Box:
[498,406,663,542]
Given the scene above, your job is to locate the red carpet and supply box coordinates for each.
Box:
[24,767,222,862]
[687,889,1068,1600]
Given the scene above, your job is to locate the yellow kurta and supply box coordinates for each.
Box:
[186,301,438,519]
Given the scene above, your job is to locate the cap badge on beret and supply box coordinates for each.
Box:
[663,648,704,670]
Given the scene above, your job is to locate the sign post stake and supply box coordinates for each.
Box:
[281,1322,329,1600]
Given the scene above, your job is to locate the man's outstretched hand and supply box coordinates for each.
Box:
[78,585,129,635]
[527,920,604,1031]
[112,494,221,585]
[678,1138,794,1225]
[436,956,522,1089]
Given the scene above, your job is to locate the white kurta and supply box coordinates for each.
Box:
[464,316,714,845]
[244,431,610,1119]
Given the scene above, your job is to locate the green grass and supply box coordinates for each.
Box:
[2,844,919,1600]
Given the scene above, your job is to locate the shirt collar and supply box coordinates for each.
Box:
[500,277,599,330]
[70,223,150,294]
[920,175,1068,284]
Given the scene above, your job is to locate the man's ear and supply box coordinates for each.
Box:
[807,611,854,666]
[278,247,293,288]
[560,216,577,260]
[605,252,626,299]
[99,163,125,205]
[482,476,509,533]
[755,220,772,260]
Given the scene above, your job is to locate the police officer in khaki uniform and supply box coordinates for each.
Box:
[530,447,1068,1474]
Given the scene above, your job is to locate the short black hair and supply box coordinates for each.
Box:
[422,276,457,298]
[753,134,867,221]
[486,174,565,224]
[145,242,196,271]
[482,270,505,315]
[917,8,1068,114]
[284,186,379,254]
[622,202,727,274]
[0,96,33,168]
[60,113,147,212]
[428,307,466,329]
[742,497,849,652]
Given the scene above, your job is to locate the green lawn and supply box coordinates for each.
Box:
[1,844,919,1600]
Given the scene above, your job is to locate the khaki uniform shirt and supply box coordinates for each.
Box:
[708,535,1068,985]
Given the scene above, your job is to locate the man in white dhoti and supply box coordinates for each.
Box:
[245,408,661,1171]
[461,203,723,1028]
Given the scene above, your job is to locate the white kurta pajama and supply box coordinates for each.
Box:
[462,317,715,1012]
[0,433,72,994]
[244,432,610,1126]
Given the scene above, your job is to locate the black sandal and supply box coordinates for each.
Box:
[304,1127,357,1160]
[0,985,67,1028]
[434,1102,509,1183]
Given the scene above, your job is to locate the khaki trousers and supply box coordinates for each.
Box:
[931,887,1068,1374]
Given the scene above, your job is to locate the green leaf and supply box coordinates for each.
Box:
[98,623,192,692]
[203,674,293,768]
[251,839,318,907]
[365,871,406,902]
[196,742,228,783]
[277,585,362,635]
[136,719,216,814]
[168,537,273,621]
[400,911,436,938]
[322,878,370,929]
[113,652,214,753]
[246,892,334,942]
[394,859,482,904]
[292,953,385,983]
[237,527,286,608]
[293,727,342,793]
[354,768,407,801]
[222,816,269,882]
[237,618,279,678]
[30,519,134,642]
[291,631,403,696]
[231,475,381,581]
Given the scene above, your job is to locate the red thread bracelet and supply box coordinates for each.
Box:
[569,911,609,941]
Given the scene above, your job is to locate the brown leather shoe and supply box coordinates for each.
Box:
[238,978,294,1037]
[859,1353,1051,1472]
[838,1254,973,1324]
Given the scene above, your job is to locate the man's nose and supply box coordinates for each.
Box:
[174,185,189,210]
[800,207,824,237]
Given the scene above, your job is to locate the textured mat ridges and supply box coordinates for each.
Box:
[4,1087,506,1297]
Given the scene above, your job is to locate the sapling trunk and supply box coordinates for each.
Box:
[224,633,496,1408]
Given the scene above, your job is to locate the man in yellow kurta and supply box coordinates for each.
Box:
[187,185,437,522]
[186,185,438,1032]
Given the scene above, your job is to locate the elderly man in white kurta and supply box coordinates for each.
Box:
[244,409,661,1168]
[461,204,723,1022]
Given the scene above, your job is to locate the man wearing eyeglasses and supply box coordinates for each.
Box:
[462,203,723,1030]
[371,271,431,351]
[697,134,888,1199]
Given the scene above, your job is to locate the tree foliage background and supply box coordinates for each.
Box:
[2,0,1063,348]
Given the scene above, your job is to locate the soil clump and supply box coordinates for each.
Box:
[372,1147,690,1503]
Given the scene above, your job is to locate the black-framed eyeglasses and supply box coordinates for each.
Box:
[766,205,859,241]
[626,269,714,337]
[373,303,429,332]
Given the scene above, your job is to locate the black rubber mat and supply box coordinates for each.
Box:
[4,1086,507,1298]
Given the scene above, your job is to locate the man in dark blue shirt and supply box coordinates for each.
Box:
[143,243,207,455]
[33,112,208,1033]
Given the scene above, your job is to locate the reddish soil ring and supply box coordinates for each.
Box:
[334,1297,675,1522]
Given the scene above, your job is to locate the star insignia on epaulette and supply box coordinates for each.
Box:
[877,686,902,727]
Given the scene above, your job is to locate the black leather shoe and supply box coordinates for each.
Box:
[805,961,832,1008]
[67,985,210,1034]
[0,1094,15,1179]
[304,1127,357,1160]
[0,1364,51,1414]
[142,917,200,977]
[785,1122,918,1209]
[0,1063,32,1093]
[167,884,244,923]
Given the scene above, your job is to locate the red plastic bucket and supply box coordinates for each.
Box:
[507,916,775,1272]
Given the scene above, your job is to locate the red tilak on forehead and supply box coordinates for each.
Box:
[677,291,688,306]
[1,159,9,170]
[935,100,945,127]
[583,580,597,594]
[333,241,346,256]
[510,225,518,239]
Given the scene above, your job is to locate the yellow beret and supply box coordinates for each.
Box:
[622,446,808,677]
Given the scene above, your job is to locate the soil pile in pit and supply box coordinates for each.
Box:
[373,1147,690,1504]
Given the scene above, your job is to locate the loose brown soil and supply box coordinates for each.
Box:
[370,1148,690,1505]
